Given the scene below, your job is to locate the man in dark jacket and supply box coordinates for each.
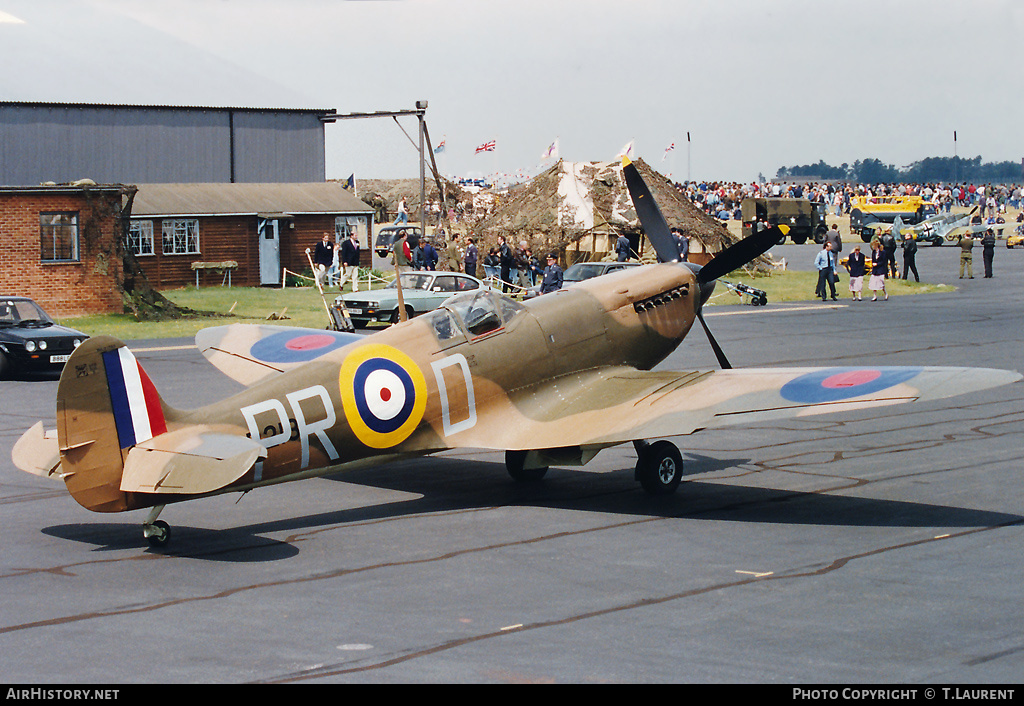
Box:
[540,253,563,294]
[615,234,631,262]
[463,237,478,278]
[340,231,360,291]
[901,232,919,282]
[313,233,334,287]
[982,228,996,278]
[881,230,898,278]
[498,236,514,293]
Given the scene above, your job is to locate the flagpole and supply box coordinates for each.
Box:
[687,132,691,183]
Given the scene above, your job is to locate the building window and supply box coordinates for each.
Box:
[128,220,155,256]
[162,219,199,255]
[40,212,79,262]
[336,215,367,245]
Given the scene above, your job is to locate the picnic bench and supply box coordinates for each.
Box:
[191,261,238,287]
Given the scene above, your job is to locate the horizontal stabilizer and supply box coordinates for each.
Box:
[121,428,266,494]
[12,422,62,478]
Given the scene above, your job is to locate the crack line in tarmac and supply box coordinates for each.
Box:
[257,518,1021,683]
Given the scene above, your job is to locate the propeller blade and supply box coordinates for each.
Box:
[696,310,731,369]
[696,225,786,285]
[621,157,681,263]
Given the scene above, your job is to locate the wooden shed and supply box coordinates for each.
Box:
[129,182,374,288]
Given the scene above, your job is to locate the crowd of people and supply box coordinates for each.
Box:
[357,175,1023,302]
[678,179,1024,222]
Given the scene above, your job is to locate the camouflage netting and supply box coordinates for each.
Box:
[356,177,466,217]
[469,158,774,273]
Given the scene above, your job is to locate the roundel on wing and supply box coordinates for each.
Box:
[780,367,922,404]
[340,344,427,448]
[250,330,358,364]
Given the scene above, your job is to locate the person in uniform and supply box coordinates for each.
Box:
[540,253,563,294]
[463,237,478,278]
[958,232,975,279]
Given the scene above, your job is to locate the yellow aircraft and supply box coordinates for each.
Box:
[12,159,1021,547]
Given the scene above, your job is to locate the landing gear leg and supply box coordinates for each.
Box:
[142,505,170,548]
[505,450,548,482]
[634,440,683,495]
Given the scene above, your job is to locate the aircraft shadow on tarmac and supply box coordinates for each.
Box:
[39,453,1022,562]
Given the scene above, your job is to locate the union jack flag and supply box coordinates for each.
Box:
[475,140,496,154]
[662,143,675,161]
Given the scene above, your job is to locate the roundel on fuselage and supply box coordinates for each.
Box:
[339,344,427,448]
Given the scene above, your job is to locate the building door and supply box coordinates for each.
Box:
[259,218,281,285]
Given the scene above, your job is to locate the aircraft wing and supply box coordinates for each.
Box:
[196,324,362,385]
[449,365,1020,451]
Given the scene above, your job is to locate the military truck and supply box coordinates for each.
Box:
[741,197,828,245]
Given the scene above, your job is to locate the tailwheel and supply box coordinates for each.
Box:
[505,450,548,482]
[634,440,683,495]
[144,520,171,548]
[142,505,170,548]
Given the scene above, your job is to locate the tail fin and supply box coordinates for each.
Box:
[56,336,176,512]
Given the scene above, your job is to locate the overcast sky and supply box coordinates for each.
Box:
[2,0,1022,183]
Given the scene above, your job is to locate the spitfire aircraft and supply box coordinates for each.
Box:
[12,159,1021,547]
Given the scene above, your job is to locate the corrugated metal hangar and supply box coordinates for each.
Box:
[0,101,335,186]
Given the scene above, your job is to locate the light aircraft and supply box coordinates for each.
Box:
[12,159,1021,547]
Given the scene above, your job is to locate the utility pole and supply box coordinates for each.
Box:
[320,101,430,227]
[417,100,427,229]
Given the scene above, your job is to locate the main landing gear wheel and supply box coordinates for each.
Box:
[505,450,548,482]
[634,440,683,495]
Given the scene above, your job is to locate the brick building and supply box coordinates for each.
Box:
[0,184,129,316]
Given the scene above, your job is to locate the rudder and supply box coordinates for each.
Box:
[57,336,175,512]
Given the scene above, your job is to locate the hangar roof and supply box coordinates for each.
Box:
[131,183,372,218]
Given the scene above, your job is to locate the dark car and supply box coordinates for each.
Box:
[562,260,642,284]
[524,260,642,299]
[374,225,426,257]
[0,297,88,377]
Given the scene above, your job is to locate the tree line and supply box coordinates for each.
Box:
[776,156,1024,184]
